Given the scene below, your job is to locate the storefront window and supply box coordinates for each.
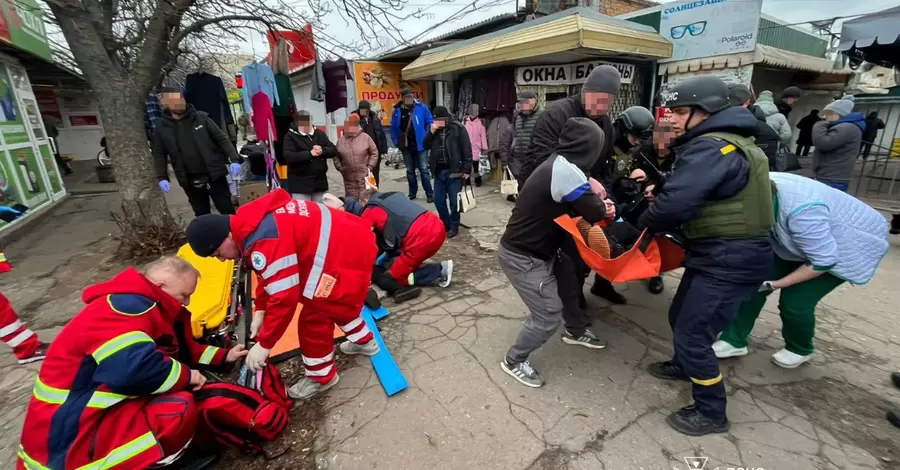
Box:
[0,67,28,146]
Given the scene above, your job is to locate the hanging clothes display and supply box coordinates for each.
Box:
[323,59,351,113]
[184,72,235,130]
[272,73,296,168]
[241,62,279,120]
[310,56,325,102]
[456,78,473,121]
[251,92,276,143]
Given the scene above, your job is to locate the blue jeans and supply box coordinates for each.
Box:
[433,168,463,231]
[819,179,849,192]
[402,148,433,198]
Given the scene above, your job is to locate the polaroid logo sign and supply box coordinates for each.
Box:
[516,60,634,86]
[719,33,753,43]
[663,0,726,15]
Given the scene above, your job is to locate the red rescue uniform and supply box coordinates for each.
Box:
[0,249,41,361]
[233,189,376,384]
[18,268,228,470]
[361,207,446,286]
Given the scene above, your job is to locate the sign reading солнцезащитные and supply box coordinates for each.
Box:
[660,0,763,62]
[515,60,635,87]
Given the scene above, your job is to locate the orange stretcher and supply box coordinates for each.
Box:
[555,215,685,283]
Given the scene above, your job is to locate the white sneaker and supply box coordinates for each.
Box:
[288,375,339,400]
[438,260,453,288]
[712,340,748,359]
[771,348,811,369]
[340,340,379,356]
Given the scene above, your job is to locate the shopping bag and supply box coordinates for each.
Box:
[500,168,518,196]
[365,169,378,190]
[478,158,492,176]
[775,148,801,172]
[458,183,477,213]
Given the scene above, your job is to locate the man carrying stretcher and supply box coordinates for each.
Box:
[187,188,380,400]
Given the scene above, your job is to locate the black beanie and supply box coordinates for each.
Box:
[401,88,413,98]
[433,106,451,118]
[727,84,753,106]
[186,214,232,257]
[582,65,621,94]
[358,100,371,110]
[556,117,605,172]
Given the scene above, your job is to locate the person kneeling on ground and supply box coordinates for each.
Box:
[499,117,609,389]
[341,188,453,302]
[639,76,774,436]
[18,257,248,469]
[186,189,380,400]
[714,172,888,368]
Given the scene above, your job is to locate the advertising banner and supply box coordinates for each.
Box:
[353,62,429,126]
[0,67,27,145]
[10,147,48,206]
[38,144,62,194]
[515,60,635,86]
[664,64,754,87]
[0,0,51,61]
[659,0,763,62]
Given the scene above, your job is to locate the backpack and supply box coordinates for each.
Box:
[194,363,293,454]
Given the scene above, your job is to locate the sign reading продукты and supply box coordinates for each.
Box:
[659,0,762,62]
[515,60,635,87]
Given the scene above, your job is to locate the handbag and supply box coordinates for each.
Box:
[458,184,477,213]
[478,158,491,176]
[775,146,801,172]
[397,116,412,150]
[500,168,518,195]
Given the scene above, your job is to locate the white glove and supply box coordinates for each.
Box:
[246,343,271,372]
[250,310,265,339]
[758,281,777,292]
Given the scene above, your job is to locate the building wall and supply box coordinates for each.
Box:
[599,0,655,16]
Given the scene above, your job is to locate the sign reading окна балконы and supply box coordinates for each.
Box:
[515,60,635,87]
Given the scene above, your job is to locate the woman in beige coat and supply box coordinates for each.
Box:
[335,113,379,198]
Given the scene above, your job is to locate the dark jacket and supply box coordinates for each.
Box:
[638,106,773,282]
[510,108,542,176]
[356,110,388,154]
[812,113,866,182]
[423,119,473,177]
[862,113,885,143]
[282,125,338,194]
[498,121,515,166]
[152,106,240,186]
[795,113,822,145]
[776,100,792,118]
[520,96,615,184]
[749,104,780,166]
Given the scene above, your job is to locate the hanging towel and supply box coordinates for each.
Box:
[242,63,279,117]
[310,56,325,102]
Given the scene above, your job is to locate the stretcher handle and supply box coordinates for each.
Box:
[242,262,253,349]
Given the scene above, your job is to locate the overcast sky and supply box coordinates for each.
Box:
[237,0,900,60]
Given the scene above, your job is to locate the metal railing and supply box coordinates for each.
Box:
[854,141,900,198]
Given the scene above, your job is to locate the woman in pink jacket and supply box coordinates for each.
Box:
[336,113,379,198]
[463,104,488,187]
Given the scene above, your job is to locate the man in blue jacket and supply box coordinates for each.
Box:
[391,88,434,203]
[639,76,774,436]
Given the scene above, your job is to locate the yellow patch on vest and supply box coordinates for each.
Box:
[719,144,736,155]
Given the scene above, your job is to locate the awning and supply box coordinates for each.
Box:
[402,7,671,81]
[658,44,852,76]
[838,5,900,68]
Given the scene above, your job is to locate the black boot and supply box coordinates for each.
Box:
[888,410,900,428]
[891,214,900,235]
[891,372,900,389]
[475,175,482,187]
[666,405,729,436]
[506,195,517,203]
[647,276,664,294]
[373,271,422,304]
[590,279,626,304]
[647,360,690,382]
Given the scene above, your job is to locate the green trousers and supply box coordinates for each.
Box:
[719,256,844,356]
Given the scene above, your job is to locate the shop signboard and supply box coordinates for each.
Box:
[0,0,52,62]
[353,61,429,126]
[659,0,763,62]
[515,60,635,86]
[0,67,27,145]
[664,65,754,87]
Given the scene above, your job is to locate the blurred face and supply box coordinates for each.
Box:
[783,97,798,105]
[520,99,535,114]
[213,235,241,262]
[824,112,840,122]
[154,271,198,306]
[345,119,360,134]
[669,107,709,136]
[582,91,613,117]
[653,126,677,156]
[359,108,369,117]
[627,134,641,146]
[403,95,414,106]
[296,117,312,133]
[161,92,187,115]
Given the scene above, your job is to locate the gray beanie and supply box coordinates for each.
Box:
[823,99,854,117]
[582,65,621,94]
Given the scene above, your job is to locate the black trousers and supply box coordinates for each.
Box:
[272,115,293,165]
[795,144,811,156]
[183,177,235,216]
[668,268,759,421]
[557,238,591,336]
[860,142,874,160]
[372,153,382,187]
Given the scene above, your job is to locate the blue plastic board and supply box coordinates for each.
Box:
[360,306,408,396]
[370,305,390,321]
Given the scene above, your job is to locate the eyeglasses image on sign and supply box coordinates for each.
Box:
[670,21,707,39]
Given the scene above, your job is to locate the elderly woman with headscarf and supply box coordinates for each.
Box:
[713,172,888,368]
[335,113,379,199]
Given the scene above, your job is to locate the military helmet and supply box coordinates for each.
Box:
[662,76,731,114]
[615,106,655,138]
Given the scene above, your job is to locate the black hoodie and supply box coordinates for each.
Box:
[152,105,240,186]
[501,117,608,260]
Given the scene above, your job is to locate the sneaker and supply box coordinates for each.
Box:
[590,281,626,304]
[771,348,811,369]
[666,405,729,436]
[393,286,422,303]
[887,410,900,429]
[18,343,49,365]
[712,340,748,359]
[288,375,340,400]
[561,329,608,349]
[426,196,434,204]
[891,372,900,389]
[647,360,690,382]
[340,340,380,356]
[500,359,544,388]
[447,228,459,239]
[438,260,454,288]
[647,276,664,294]
[408,194,416,200]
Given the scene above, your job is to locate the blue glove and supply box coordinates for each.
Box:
[158,180,170,193]
[375,252,390,267]
[230,163,242,177]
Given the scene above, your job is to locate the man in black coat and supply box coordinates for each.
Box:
[282,110,337,202]
[356,100,389,185]
[423,106,472,238]
[153,88,241,216]
[728,84,780,168]
[519,64,627,305]
[861,111,885,160]
[795,110,821,156]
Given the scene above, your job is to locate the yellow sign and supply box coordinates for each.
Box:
[353,61,429,126]
[227,89,242,104]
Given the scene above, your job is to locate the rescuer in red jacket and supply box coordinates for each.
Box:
[18,256,248,470]
[186,189,380,400]
[0,247,49,364]
[341,188,453,303]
